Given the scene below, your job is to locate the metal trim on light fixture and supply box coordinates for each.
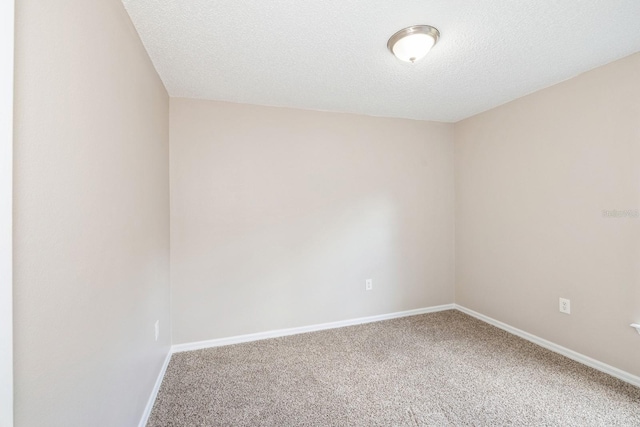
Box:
[387,25,440,63]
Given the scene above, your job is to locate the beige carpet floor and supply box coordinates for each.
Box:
[148,310,640,426]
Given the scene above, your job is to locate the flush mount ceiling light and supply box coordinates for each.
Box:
[387,25,440,63]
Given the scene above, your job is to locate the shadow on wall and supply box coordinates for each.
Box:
[176,195,410,336]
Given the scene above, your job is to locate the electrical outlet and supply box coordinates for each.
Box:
[559,298,570,314]
[155,320,160,341]
[365,279,372,291]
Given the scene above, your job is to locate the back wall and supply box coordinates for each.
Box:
[170,98,455,344]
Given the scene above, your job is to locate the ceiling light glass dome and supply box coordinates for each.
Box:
[387,25,440,63]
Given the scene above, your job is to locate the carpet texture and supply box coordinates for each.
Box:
[148,310,640,426]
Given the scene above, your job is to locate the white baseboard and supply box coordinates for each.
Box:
[171,304,456,353]
[455,304,640,389]
[138,349,172,427]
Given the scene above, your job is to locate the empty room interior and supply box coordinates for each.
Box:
[3,0,640,426]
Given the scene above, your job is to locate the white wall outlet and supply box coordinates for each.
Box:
[559,298,571,314]
[154,320,159,341]
[365,279,372,291]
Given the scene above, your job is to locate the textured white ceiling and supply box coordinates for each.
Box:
[122,0,640,122]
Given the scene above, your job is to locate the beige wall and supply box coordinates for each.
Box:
[13,1,170,426]
[170,98,455,344]
[455,53,640,376]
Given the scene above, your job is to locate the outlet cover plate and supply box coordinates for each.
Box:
[559,298,571,314]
